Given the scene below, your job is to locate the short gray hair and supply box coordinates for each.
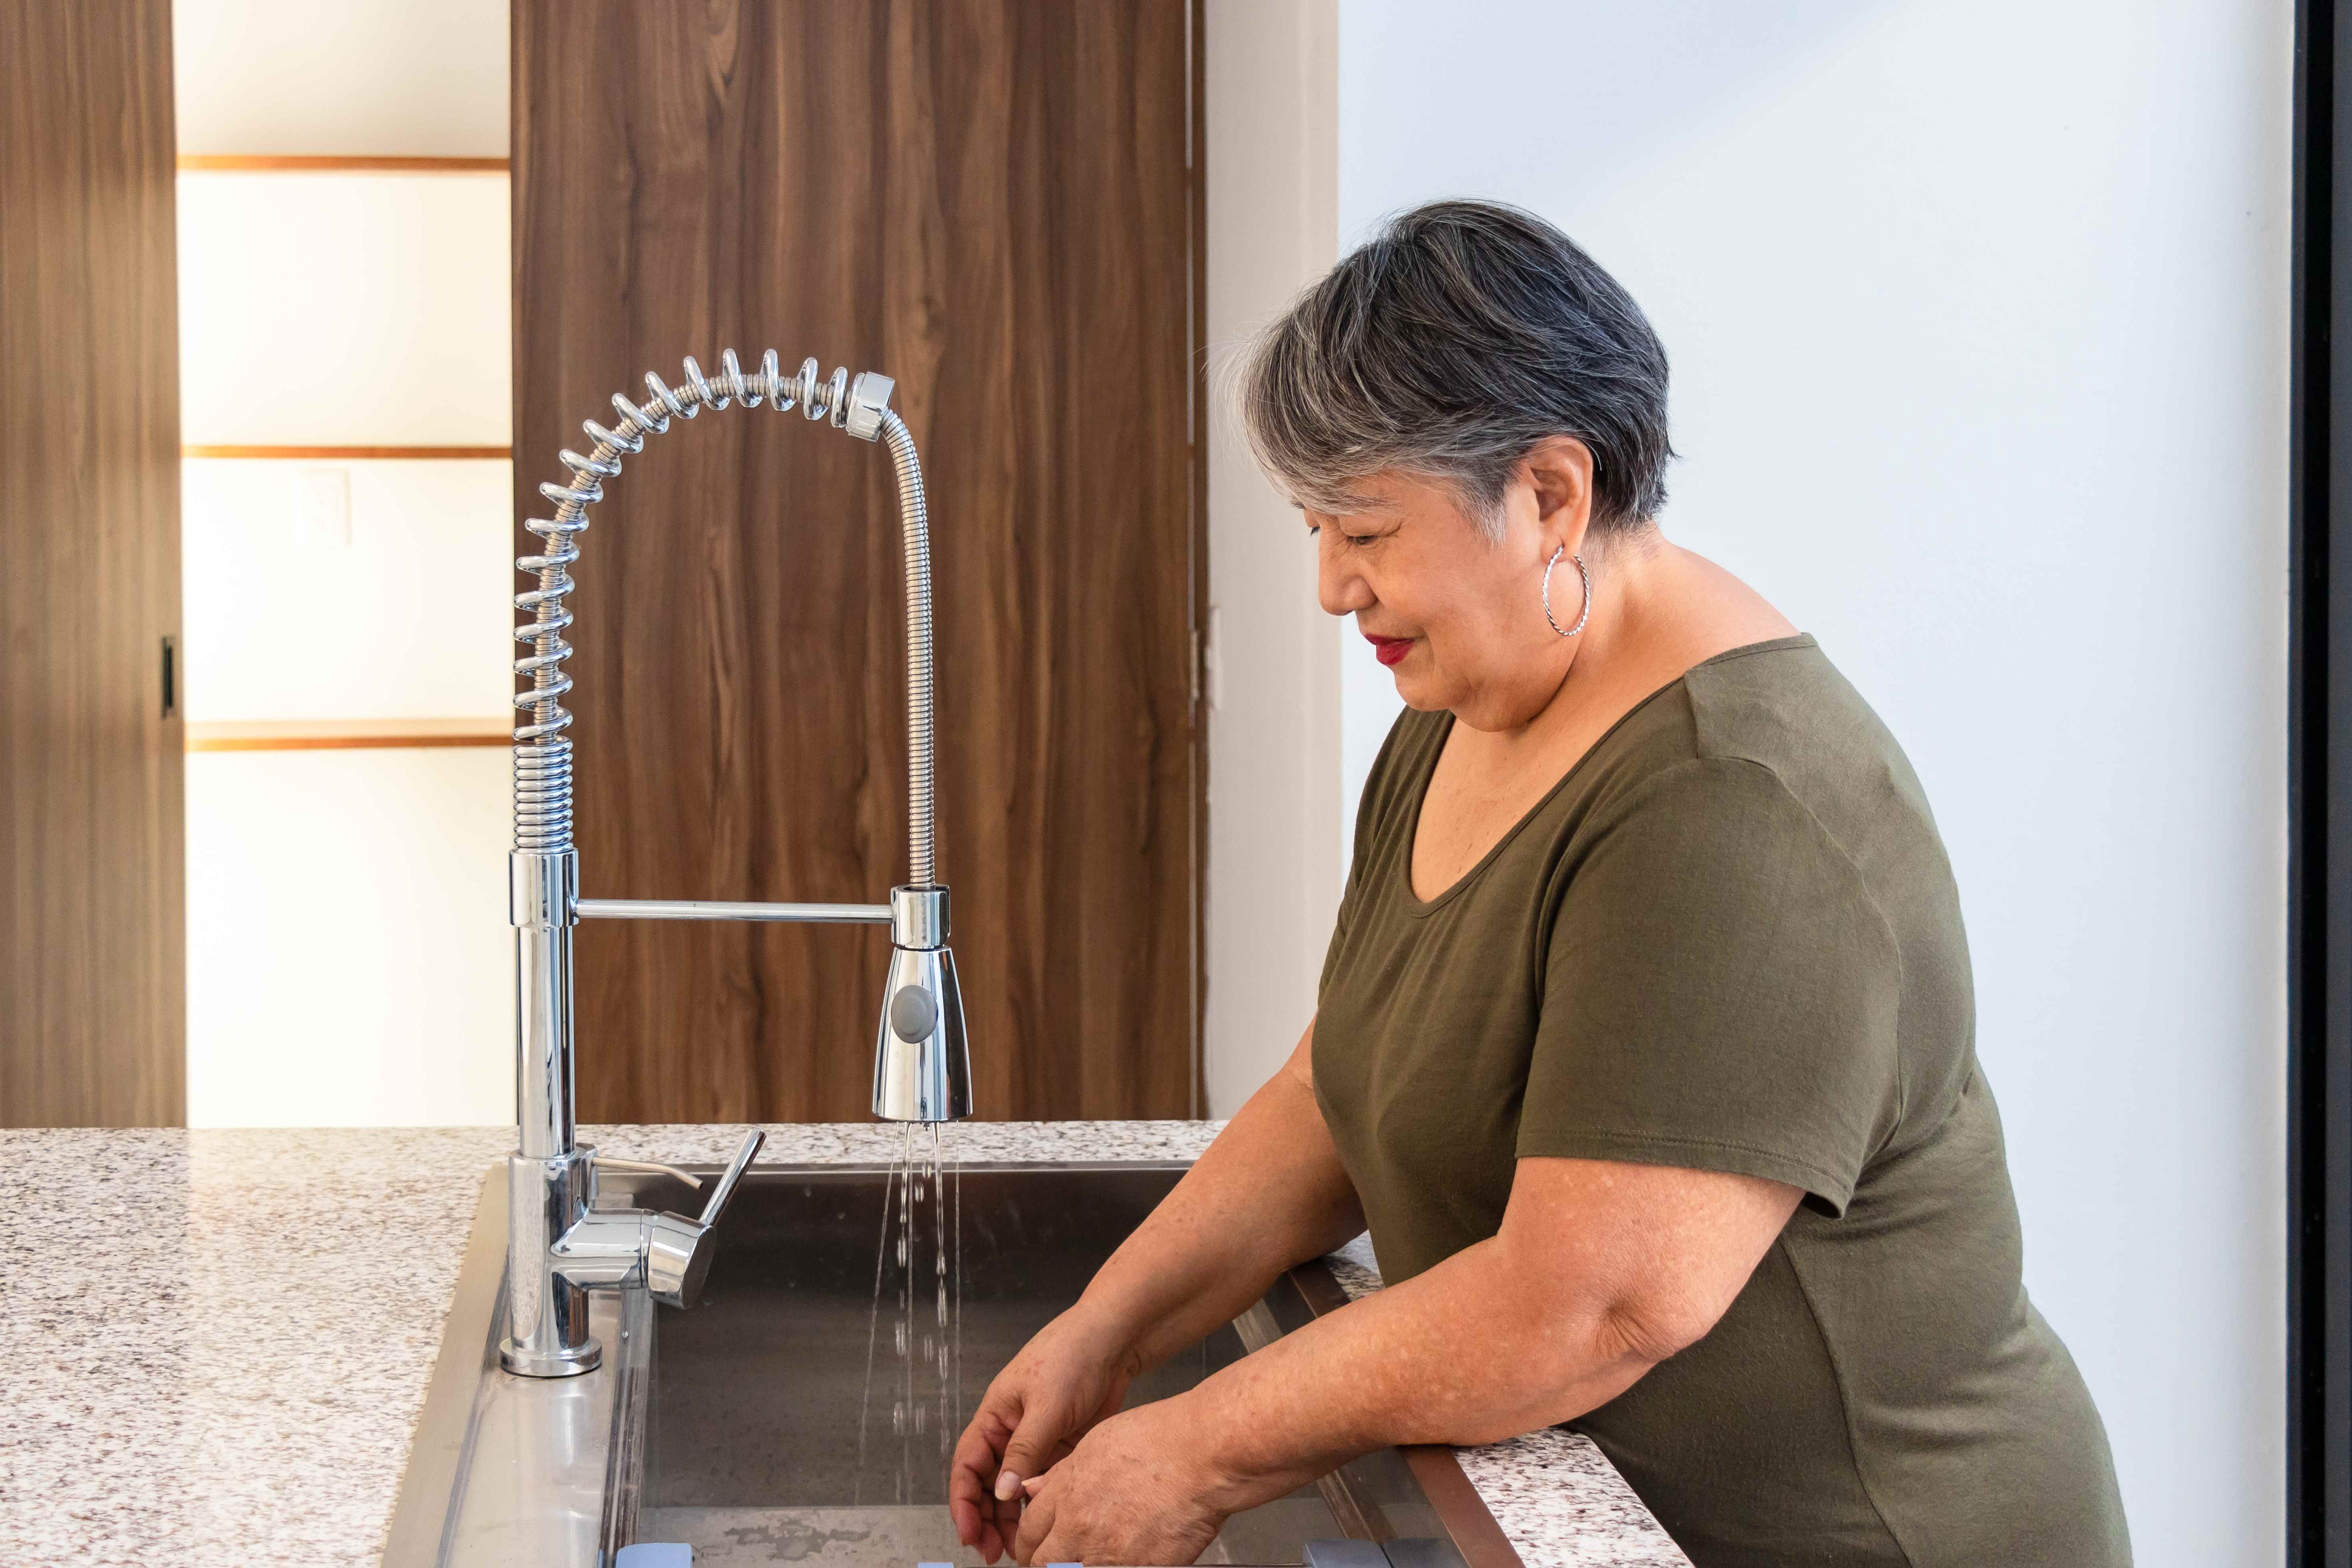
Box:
[1240,199,1673,535]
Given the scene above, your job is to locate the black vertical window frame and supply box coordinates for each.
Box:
[2295,2,2352,1563]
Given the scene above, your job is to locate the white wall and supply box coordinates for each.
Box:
[1202,0,1347,1116]
[1305,2,2288,1563]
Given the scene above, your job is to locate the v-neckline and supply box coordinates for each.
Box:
[1397,634,1815,916]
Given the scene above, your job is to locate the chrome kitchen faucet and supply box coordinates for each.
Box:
[501,349,972,1378]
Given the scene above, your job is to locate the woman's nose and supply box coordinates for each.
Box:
[1317,533,1372,618]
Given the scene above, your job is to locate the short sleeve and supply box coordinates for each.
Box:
[1519,756,1903,1215]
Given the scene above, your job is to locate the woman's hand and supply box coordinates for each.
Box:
[1011,1396,1233,1567]
[950,1308,1136,1564]
[950,1017,1365,1562]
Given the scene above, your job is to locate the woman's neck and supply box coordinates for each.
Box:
[1467,535,1795,752]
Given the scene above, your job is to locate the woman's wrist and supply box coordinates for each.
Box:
[1073,1247,1306,1378]
[1055,1289,1157,1379]
[1145,1383,1315,1518]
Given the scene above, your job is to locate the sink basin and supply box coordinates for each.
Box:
[383,1160,1519,1568]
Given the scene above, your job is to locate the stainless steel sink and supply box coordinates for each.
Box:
[384,1161,1519,1568]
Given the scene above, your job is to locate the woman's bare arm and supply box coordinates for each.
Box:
[1076,1020,1365,1376]
[1010,1155,1801,1564]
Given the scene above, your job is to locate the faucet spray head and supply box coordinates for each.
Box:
[872,885,973,1122]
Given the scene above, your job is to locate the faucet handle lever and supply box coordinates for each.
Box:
[697,1130,766,1229]
[639,1132,766,1311]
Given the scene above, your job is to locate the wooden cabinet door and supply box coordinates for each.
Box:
[515,0,1203,1123]
[0,0,185,1126]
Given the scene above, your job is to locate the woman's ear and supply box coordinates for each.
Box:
[1520,436,1596,555]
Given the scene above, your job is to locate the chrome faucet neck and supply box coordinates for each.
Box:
[499,350,972,1379]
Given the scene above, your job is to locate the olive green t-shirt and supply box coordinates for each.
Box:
[1314,636,2129,1568]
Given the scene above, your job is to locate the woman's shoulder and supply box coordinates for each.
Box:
[1681,637,1917,780]
[1670,635,1947,872]
[1541,635,1937,857]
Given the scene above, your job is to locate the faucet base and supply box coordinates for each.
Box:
[499,1336,604,1378]
[501,1149,599,1379]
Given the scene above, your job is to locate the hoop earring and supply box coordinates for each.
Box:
[1542,545,1591,637]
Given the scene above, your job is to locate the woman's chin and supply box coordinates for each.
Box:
[1390,665,1450,711]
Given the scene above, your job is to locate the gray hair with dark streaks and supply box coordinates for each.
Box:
[1239,199,1674,537]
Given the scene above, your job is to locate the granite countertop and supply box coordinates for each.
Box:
[0,1123,1687,1568]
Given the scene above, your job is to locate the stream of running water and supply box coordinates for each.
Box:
[854,1123,962,1504]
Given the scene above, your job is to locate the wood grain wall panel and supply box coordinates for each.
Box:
[0,0,185,1125]
[514,1,1201,1123]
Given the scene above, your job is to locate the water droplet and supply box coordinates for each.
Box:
[923,1334,935,1361]
[894,1321,907,1357]
[896,1236,908,1267]
[892,1400,904,1435]
[915,1404,928,1433]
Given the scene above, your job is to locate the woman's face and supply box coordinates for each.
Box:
[1307,451,1588,729]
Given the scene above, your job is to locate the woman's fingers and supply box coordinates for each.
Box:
[950,1494,1007,1564]
[951,1394,1024,1561]
[946,1312,1139,1563]
[950,1498,1003,1566]
[992,1495,1030,1561]
[994,1402,1077,1506]
[951,1394,1022,1493]
[1011,1478,1059,1566]
[950,1412,1008,1512]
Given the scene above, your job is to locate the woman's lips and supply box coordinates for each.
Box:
[1366,634,1413,667]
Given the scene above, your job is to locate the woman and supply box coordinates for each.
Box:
[949,200,2129,1567]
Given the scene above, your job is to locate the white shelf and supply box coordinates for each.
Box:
[185,718,509,752]
[177,170,511,447]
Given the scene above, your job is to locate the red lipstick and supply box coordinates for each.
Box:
[1365,634,1412,667]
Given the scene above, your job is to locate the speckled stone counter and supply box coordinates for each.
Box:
[0,1124,1688,1568]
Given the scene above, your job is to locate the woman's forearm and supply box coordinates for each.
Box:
[1145,1157,1800,1520]
[1071,1037,1366,1378]
[1173,1230,1651,1512]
